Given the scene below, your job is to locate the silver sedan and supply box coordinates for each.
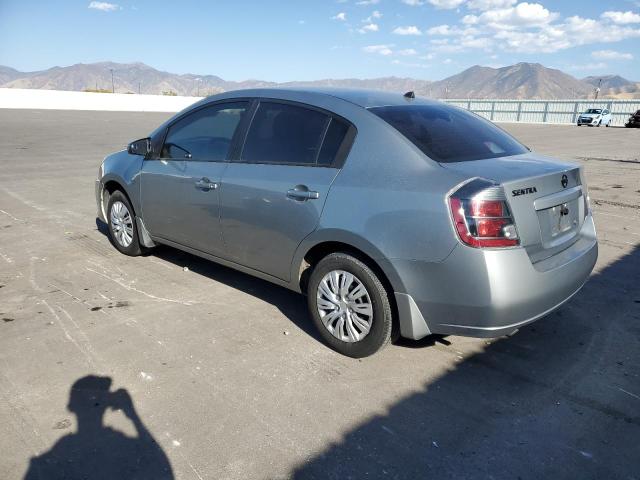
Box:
[96,88,598,357]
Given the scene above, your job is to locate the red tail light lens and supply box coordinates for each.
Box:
[449,183,519,248]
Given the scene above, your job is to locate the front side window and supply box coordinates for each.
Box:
[370,104,528,163]
[241,102,330,165]
[161,102,248,161]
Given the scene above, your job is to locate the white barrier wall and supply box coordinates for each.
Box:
[0,88,201,112]
[444,98,640,126]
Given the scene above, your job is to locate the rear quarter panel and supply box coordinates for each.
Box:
[291,106,467,292]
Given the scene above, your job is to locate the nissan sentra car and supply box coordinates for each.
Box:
[96,88,598,357]
[577,108,612,127]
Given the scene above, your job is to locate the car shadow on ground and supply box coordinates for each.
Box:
[96,217,453,348]
[290,244,640,479]
[95,218,322,342]
[23,375,174,480]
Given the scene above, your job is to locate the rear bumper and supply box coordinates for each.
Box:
[393,214,598,339]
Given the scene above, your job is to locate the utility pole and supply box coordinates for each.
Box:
[594,78,601,100]
[110,68,114,93]
[138,81,141,94]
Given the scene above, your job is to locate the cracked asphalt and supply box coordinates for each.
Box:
[0,109,639,480]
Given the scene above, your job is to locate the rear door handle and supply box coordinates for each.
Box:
[287,187,319,200]
[195,178,218,191]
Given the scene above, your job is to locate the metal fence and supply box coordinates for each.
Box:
[443,99,640,126]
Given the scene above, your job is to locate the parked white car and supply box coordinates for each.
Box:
[577,108,612,127]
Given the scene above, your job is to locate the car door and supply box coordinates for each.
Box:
[140,101,250,256]
[220,100,355,281]
[602,109,611,125]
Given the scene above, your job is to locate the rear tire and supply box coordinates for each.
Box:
[107,190,144,256]
[307,253,392,358]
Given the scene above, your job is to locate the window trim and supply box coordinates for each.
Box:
[152,98,253,163]
[235,98,357,168]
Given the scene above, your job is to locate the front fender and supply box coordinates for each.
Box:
[98,151,144,215]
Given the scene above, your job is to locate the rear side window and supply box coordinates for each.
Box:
[241,102,330,166]
[317,118,351,166]
[161,102,248,161]
[370,104,528,163]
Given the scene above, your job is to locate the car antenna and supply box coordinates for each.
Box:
[403,91,415,99]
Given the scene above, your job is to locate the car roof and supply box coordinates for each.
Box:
[208,87,436,109]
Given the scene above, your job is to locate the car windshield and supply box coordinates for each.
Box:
[370,104,528,163]
[586,109,602,114]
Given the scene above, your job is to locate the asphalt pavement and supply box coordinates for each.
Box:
[0,109,638,479]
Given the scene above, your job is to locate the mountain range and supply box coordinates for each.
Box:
[1,61,638,99]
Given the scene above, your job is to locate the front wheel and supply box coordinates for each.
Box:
[107,190,145,256]
[307,253,393,358]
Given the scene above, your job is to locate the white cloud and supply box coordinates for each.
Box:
[466,0,516,10]
[88,1,119,11]
[592,49,634,60]
[428,24,454,35]
[428,0,465,9]
[393,25,423,35]
[398,48,419,55]
[362,44,394,55]
[363,10,382,22]
[356,0,380,5]
[601,10,640,24]
[358,23,379,33]
[332,12,347,21]
[402,0,425,5]
[472,2,559,29]
[416,2,640,56]
[427,24,479,35]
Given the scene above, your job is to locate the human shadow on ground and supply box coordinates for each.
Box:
[24,375,173,480]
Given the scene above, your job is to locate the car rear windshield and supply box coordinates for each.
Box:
[370,104,528,163]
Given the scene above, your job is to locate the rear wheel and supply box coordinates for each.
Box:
[107,190,144,256]
[307,253,392,358]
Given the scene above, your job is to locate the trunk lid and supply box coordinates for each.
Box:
[442,153,587,263]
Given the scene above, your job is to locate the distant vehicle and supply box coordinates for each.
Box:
[577,108,612,127]
[96,88,598,357]
[624,110,640,128]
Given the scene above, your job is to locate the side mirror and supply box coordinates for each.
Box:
[127,138,151,156]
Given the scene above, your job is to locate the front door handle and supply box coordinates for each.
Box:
[195,178,218,191]
[287,187,319,201]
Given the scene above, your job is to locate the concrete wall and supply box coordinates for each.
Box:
[0,88,201,112]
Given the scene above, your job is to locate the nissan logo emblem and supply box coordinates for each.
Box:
[561,174,568,188]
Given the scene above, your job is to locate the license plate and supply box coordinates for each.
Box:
[537,198,580,248]
[549,203,577,237]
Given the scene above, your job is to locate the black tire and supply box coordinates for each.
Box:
[307,253,393,358]
[107,190,144,256]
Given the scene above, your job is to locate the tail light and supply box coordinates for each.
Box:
[448,179,519,248]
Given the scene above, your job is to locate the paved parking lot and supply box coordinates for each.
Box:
[1,109,639,480]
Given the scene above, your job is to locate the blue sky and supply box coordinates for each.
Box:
[1,1,639,81]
